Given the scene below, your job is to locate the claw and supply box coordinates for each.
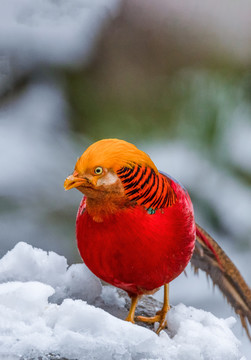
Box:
[135,310,168,334]
[156,318,167,335]
[135,284,170,334]
[125,284,170,335]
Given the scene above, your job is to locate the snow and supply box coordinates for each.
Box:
[0,0,249,357]
[101,286,126,308]
[0,242,102,304]
[0,242,244,360]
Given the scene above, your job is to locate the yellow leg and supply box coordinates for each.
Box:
[135,284,170,334]
[125,295,139,323]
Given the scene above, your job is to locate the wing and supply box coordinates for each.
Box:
[192,223,251,340]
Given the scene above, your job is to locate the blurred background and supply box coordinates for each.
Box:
[0,0,251,355]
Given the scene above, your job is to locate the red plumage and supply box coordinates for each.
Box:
[76,177,196,296]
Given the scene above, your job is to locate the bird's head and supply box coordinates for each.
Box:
[64,139,158,200]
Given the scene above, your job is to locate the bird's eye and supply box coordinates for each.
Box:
[94,166,103,175]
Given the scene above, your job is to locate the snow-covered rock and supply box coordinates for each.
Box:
[0,242,244,360]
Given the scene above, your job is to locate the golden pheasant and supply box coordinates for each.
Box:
[64,138,251,337]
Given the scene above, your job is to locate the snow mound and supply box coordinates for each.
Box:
[0,242,244,360]
[0,242,102,304]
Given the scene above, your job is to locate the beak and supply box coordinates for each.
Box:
[64,173,89,191]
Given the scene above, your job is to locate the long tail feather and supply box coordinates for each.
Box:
[191,223,251,340]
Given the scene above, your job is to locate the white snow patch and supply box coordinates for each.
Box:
[0,242,244,360]
[101,286,126,308]
[0,242,102,304]
[167,304,239,360]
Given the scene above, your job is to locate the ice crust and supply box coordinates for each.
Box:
[0,242,244,360]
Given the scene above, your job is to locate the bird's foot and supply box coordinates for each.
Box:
[135,307,169,335]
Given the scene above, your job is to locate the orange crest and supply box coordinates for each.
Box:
[75,139,158,174]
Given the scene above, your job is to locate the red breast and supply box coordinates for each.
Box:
[76,180,196,296]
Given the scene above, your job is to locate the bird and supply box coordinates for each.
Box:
[64,138,251,337]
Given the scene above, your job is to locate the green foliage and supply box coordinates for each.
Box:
[64,67,249,155]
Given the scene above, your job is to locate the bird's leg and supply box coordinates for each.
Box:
[125,294,139,323]
[135,284,170,334]
[155,283,170,334]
